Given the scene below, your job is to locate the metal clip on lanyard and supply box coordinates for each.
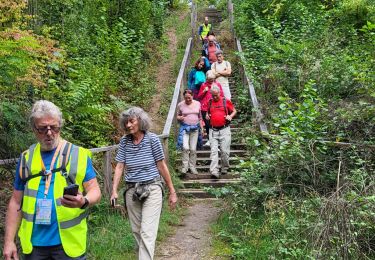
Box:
[42,141,63,198]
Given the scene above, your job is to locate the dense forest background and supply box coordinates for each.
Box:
[0,0,176,159]
[213,0,375,258]
[1,0,375,258]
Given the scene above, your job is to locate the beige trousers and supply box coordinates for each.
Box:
[209,126,231,174]
[126,184,163,260]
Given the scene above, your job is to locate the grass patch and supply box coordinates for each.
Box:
[87,194,186,258]
[87,202,135,259]
[212,211,276,259]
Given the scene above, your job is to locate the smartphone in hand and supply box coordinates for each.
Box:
[63,184,79,196]
[111,198,117,207]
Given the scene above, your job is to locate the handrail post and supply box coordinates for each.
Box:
[103,150,113,196]
[163,138,169,165]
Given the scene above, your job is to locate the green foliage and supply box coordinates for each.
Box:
[274,80,327,140]
[213,0,375,258]
[0,101,34,158]
[0,0,174,153]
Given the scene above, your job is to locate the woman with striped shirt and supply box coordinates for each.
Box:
[111,107,178,260]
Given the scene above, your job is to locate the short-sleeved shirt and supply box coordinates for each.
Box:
[115,132,164,183]
[13,146,96,247]
[208,45,218,64]
[209,97,235,127]
[197,81,224,112]
[212,61,231,87]
[177,100,201,126]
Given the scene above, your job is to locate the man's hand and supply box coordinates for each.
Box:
[204,87,209,92]
[61,192,85,208]
[206,114,210,120]
[3,241,18,260]
[225,115,232,122]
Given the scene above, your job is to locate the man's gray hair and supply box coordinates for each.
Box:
[215,49,223,56]
[206,70,216,80]
[210,84,221,94]
[119,107,151,132]
[29,100,63,127]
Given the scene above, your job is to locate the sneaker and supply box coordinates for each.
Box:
[180,168,188,176]
[221,168,228,175]
[203,141,210,147]
[190,167,198,175]
[211,172,220,179]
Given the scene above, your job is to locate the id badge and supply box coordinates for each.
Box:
[35,198,53,225]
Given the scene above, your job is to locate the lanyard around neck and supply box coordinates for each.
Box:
[41,140,63,198]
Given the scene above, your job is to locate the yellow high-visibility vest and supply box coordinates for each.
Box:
[200,23,212,38]
[18,141,91,257]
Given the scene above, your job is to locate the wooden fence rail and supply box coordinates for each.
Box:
[227,1,268,134]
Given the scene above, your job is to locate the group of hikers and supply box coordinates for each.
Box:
[2,16,235,260]
[177,16,237,179]
[3,101,177,260]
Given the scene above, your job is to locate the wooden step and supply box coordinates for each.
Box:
[177,157,244,165]
[198,143,246,151]
[177,149,247,158]
[182,172,241,179]
[182,178,241,188]
[176,164,241,173]
[178,189,215,199]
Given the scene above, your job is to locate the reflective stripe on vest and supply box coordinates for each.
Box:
[18,142,90,258]
[200,24,211,37]
[23,187,38,198]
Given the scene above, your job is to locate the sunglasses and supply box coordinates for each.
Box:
[34,125,61,134]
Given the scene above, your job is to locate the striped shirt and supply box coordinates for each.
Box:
[115,132,164,182]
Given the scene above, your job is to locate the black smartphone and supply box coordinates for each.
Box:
[111,198,117,207]
[63,184,79,196]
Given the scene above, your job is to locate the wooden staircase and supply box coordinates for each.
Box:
[177,7,247,198]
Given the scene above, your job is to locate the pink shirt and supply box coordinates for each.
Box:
[197,81,224,111]
[177,100,201,125]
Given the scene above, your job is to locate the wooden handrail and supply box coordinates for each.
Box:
[235,39,268,134]
[162,37,193,137]
[227,1,268,134]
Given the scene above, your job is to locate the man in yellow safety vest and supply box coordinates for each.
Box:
[3,100,101,260]
[198,16,212,44]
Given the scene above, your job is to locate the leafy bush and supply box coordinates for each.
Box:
[213,0,375,258]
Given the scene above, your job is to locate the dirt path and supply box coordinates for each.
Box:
[148,28,178,134]
[155,200,224,260]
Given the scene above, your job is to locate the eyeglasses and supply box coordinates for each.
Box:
[34,125,61,134]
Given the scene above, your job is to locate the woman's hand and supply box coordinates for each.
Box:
[110,191,118,202]
[168,192,178,210]
[177,115,184,122]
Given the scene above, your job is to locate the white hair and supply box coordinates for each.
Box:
[29,100,63,127]
[210,84,221,94]
[206,70,216,80]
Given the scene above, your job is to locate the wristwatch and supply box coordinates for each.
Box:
[80,196,89,209]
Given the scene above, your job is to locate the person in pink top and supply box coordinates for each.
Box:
[197,70,224,146]
[177,90,202,175]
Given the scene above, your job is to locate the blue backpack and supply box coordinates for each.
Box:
[194,71,206,86]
